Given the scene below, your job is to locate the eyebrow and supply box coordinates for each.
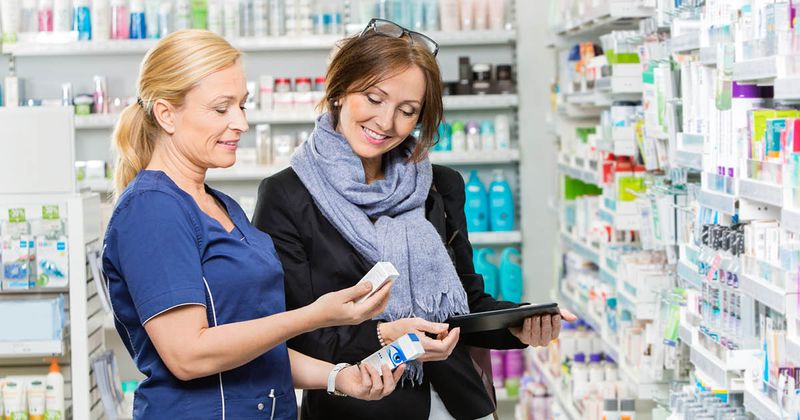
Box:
[212,93,249,102]
[372,86,422,106]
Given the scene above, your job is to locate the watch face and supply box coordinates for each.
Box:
[386,344,407,368]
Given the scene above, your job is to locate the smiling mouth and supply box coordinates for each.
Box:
[362,126,390,144]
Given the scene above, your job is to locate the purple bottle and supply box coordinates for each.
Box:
[490,350,505,387]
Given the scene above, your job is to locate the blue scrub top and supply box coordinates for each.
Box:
[103,170,297,420]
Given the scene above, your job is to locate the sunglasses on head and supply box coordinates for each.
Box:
[359,18,439,57]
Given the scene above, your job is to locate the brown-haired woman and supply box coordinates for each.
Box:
[253,20,576,419]
[102,30,406,420]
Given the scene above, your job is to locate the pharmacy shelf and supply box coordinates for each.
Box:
[560,232,600,265]
[205,164,289,182]
[0,287,70,296]
[556,0,654,38]
[781,208,800,234]
[2,30,517,57]
[494,387,519,404]
[674,150,703,172]
[699,47,717,66]
[594,76,643,95]
[732,56,783,84]
[429,149,520,165]
[74,95,517,130]
[0,340,63,358]
[677,261,703,290]
[530,355,581,420]
[744,380,786,420]
[774,77,800,100]
[697,189,737,215]
[442,94,518,110]
[557,162,600,186]
[687,331,756,391]
[671,33,701,54]
[739,178,783,207]
[469,231,522,246]
[787,336,800,367]
[597,138,637,156]
[78,178,113,193]
[739,272,790,315]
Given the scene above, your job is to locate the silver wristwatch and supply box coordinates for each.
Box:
[327,363,351,397]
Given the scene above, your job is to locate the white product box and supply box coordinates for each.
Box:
[356,262,399,304]
[361,333,425,375]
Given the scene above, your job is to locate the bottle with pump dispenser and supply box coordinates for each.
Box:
[464,170,489,232]
[499,247,522,303]
[451,121,467,152]
[489,170,514,231]
[473,248,499,298]
[45,358,65,420]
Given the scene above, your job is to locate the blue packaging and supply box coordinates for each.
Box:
[73,3,92,40]
[434,121,452,151]
[473,248,499,298]
[489,170,515,231]
[464,170,489,232]
[129,0,147,39]
[499,247,523,303]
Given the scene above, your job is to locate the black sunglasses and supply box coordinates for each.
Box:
[359,18,440,57]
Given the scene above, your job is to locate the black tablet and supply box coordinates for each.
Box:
[446,303,560,333]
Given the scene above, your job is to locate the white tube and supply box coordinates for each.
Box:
[92,0,110,41]
[53,0,71,32]
[459,0,474,31]
[473,0,488,30]
[27,380,46,420]
[439,0,459,32]
[488,0,505,30]
[1,0,21,43]
[2,380,27,419]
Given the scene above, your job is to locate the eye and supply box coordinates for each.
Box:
[366,94,381,105]
[400,108,416,117]
[215,107,228,114]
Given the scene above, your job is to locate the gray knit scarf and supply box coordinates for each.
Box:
[291,113,470,384]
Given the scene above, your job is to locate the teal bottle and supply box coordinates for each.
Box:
[473,248,499,298]
[489,169,515,231]
[499,247,523,303]
[433,121,452,151]
[464,170,489,232]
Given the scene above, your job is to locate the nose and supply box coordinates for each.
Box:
[374,106,395,133]
[230,107,249,133]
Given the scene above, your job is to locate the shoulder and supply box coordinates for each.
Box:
[109,174,202,237]
[432,164,466,198]
[258,167,312,205]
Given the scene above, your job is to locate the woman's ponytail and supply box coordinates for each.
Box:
[112,102,155,199]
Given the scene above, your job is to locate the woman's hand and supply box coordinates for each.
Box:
[309,281,394,328]
[378,318,460,362]
[334,363,405,400]
[510,309,578,347]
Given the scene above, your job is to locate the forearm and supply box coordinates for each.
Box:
[289,348,335,390]
[164,305,324,380]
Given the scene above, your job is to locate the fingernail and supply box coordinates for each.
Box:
[362,283,372,290]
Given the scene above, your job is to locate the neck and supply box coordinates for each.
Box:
[147,136,207,198]
[361,156,384,184]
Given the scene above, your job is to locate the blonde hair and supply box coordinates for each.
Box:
[112,30,241,198]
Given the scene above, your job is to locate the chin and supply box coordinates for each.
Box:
[210,157,237,169]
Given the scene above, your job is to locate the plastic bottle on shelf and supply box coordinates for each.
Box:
[473,248,499,298]
[480,120,496,151]
[21,0,38,34]
[239,0,254,37]
[451,120,467,152]
[92,0,110,41]
[73,0,92,40]
[559,321,578,365]
[488,169,514,231]
[459,0,474,30]
[53,0,72,33]
[223,0,240,38]
[439,0,459,31]
[433,121,452,152]
[45,359,65,420]
[423,0,439,31]
[571,352,588,401]
[38,0,54,32]
[128,0,146,39]
[499,247,522,303]
[494,114,511,150]
[252,0,267,37]
[174,0,191,31]
[466,120,481,151]
[190,0,207,30]
[473,0,488,30]
[464,170,489,232]
[205,0,222,34]
[604,355,618,382]
[144,0,159,38]
[157,1,173,37]
[269,0,285,36]
[488,0,506,30]
[588,353,605,396]
[110,0,128,39]
[490,350,505,388]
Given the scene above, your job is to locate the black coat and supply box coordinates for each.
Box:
[252,165,525,420]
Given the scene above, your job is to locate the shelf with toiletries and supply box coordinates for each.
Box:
[738,178,784,208]
[699,47,717,67]
[557,161,601,187]
[686,331,756,393]
[674,150,703,172]
[743,379,787,420]
[732,55,791,84]
[782,208,800,234]
[468,231,522,246]
[738,272,793,316]
[528,352,582,420]
[787,335,800,367]
[697,188,738,216]
[553,0,655,38]
[670,33,701,54]
[774,77,800,101]
[2,30,519,57]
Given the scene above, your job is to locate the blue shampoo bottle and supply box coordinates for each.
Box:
[489,169,515,231]
[73,0,92,40]
[473,248,499,298]
[499,247,523,303]
[129,0,146,39]
[433,121,452,152]
[464,170,489,232]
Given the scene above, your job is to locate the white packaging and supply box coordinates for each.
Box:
[273,91,293,113]
[451,129,467,152]
[272,134,296,163]
[473,0,488,30]
[53,0,71,32]
[256,124,272,165]
[4,73,21,108]
[86,160,107,180]
[207,0,224,34]
[2,380,27,419]
[488,0,505,30]
[27,379,46,419]
[36,235,68,288]
[1,0,21,42]
[459,0,474,30]
[2,235,34,290]
[246,80,257,110]
[252,0,267,36]
[92,0,110,40]
[494,115,510,149]
[439,0,459,31]
[45,364,64,420]
[356,262,398,304]
[223,0,240,38]
[259,75,275,111]
[361,333,425,375]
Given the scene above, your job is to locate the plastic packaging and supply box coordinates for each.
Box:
[21,0,38,33]
[488,0,505,30]
[73,0,92,40]
[145,0,159,38]
[474,248,499,297]
[464,170,489,232]
[92,0,110,41]
[128,0,146,41]
[499,247,522,303]
[240,0,254,37]
[174,0,191,30]
[433,121,452,151]
[45,359,65,420]
[206,0,223,34]
[474,0,488,30]
[480,120,496,150]
[466,120,481,151]
[494,115,511,149]
[223,0,240,38]
[459,0,474,30]
[53,0,72,33]
[253,0,267,36]
[439,0,459,31]
[489,170,515,231]
[191,0,207,29]
[157,1,173,37]
[451,120,467,152]
[38,0,54,32]
[1,0,21,44]
[27,380,45,420]
[110,0,128,39]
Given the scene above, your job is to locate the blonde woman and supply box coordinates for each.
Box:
[102,30,404,420]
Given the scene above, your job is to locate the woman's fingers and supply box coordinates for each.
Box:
[380,365,396,396]
[541,314,552,344]
[365,363,383,399]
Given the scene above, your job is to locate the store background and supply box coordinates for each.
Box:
[5,0,800,419]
